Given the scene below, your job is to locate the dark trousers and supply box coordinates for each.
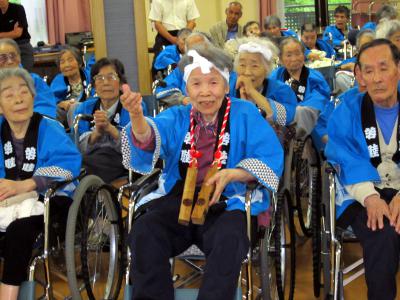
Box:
[338,188,399,300]
[128,185,249,300]
[152,31,179,58]
[0,196,71,285]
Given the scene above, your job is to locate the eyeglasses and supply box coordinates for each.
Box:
[0,53,18,66]
[93,73,119,83]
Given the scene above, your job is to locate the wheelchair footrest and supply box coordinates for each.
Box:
[123,285,242,300]
[175,287,242,300]
[18,281,36,300]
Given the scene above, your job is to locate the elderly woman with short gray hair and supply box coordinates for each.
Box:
[0,38,57,119]
[0,67,80,300]
[229,37,297,127]
[376,19,400,51]
[50,46,93,127]
[120,44,283,300]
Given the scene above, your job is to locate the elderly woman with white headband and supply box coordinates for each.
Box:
[120,44,283,300]
[229,37,297,127]
[270,37,330,139]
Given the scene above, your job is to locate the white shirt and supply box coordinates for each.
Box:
[148,0,200,31]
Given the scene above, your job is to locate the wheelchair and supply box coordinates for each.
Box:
[312,161,365,299]
[121,168,294,300]
[0,171,111,300]
[65,113,136,300]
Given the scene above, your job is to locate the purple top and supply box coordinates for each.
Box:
[132,111,219,185]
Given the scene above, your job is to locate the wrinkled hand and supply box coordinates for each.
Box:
[0,179,30,201]
[389,194,400,233]
[206,169,255,206]
[307,52,321,62]
[120,84,143,118]
[93,110,110,132]
[58,99,76,111]
[235,75,255,101]
[364,194,391,231]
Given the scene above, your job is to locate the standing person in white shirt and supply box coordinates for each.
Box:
[149,0,200,58]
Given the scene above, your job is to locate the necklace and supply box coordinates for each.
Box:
[179,97,231,225]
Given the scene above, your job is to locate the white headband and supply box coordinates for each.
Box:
[238,42,273,62]
[183,50,230,84]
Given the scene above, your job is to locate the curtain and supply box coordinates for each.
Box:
[20,0,48,46]
[259,0,277,27]
[46,0,91,45]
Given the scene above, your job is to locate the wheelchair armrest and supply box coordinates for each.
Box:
[130,168,162,191]
[46,169,86,192]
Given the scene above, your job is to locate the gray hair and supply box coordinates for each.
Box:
[264,15,281,30]
[57,45,83,68]
[0,38,21,56]
[279,36,305,56]
[233,37,279,76]
[0,67,36,97]
[376,19,400,40]
[184,32,213,52]
[178,44,233,83]
[376,5,398,22]
[356,29,375,49]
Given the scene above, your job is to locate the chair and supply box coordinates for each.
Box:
[0,172,94,299]
[121,170,290,300]
[312,162,365,299]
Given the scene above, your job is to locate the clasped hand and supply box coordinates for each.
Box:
[364,194,400,233]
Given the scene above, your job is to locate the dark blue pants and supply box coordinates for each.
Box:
[340,188,400,300]
[128,187,249,300]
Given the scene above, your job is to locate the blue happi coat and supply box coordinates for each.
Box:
[0,115,81,196]
[325,92,389,217]
[361,22,376,31]
[31,73,57,119]
[121,98,284,215]
[269,66,330,112]
[154,45,181,71]
[229,72,297,126]
[281,29,298,38]
[50,68,94,103]
[72,97,141,137]
[304,39,336,60]
[322,25,351,47]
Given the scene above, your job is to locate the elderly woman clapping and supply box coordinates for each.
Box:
[120,45,283,300]
[229,37,297,127]
[72,58,147,183]
[0,68,81,300]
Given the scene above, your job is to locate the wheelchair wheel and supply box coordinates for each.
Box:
[311,166,322,297]
[314,163,333,298]
[65,175,121,300]
[275,189,296,300]
[258,225,279,300]
[80,184,124,300]
[293,138,320,238]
